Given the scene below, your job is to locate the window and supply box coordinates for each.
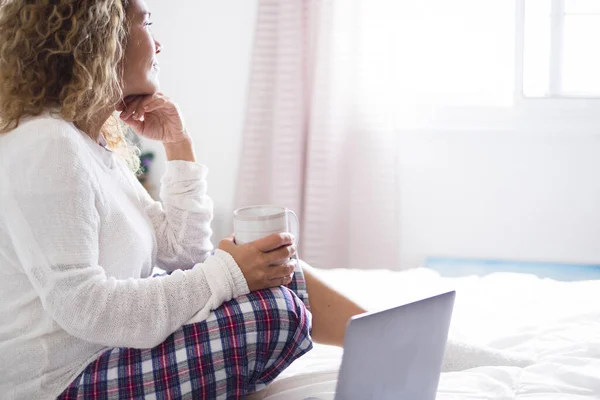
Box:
[523,0,600,98]
[357,0,600,130]
[382,0,516,108]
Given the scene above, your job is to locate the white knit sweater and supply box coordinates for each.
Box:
[0,114,249,399]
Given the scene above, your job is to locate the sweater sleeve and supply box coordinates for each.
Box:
[3,131,249,349]
[130,160,216,272]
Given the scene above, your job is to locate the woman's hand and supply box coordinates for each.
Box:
[117,93,188,144]
[218,233,297,292]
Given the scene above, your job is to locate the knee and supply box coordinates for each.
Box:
[256,286,313,344]
[238,287,313,390]
[273,286,311,329]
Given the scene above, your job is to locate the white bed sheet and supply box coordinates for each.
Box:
[248,268,600,399]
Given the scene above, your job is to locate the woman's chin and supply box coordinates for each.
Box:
[149,79,160,94]
[137,73,161,95]
[145,77,160,94]
[124,82,160,100]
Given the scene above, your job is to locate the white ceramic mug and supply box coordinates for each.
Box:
[233,205,299,245]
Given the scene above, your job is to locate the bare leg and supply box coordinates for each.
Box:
[300,260,367,347]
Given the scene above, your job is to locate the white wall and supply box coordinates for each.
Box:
[398,126,600,269]
[142,0,257,242]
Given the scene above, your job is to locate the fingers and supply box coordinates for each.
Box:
[264,243,296,265]
[217,236,235,252]
[143,95,169,113]
[131,96,158,120]
[120,95,145,121]
[216,232,298,291]
[267,261,296,281]
[115,100,126,112]
[118,93,167,121]
[253,232,294,253]
[272,275,293,287]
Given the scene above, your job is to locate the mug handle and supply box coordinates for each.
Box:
[285,209,300,246]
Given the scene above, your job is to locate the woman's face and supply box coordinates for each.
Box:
[121,0,162,99]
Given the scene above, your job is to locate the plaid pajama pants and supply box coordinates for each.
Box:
[58,266,313,400]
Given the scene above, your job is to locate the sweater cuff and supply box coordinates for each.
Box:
[196,250,249,304]
[162,160,207,185]
[211,249,250,298]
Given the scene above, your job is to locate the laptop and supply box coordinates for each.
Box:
[333,291,456,400]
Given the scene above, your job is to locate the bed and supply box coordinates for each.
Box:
[248,265,600,399]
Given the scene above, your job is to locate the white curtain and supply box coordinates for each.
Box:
[235,0,514,269]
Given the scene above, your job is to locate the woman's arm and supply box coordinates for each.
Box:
[119,94,216,271]
[129,153,216,272]
[164,135,195,162]
[4,130,248,349]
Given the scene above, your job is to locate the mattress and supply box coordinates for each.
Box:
[247,267,600,399]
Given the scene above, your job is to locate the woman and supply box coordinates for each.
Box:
[0,0,365,399]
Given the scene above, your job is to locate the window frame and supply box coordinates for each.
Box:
[392,0,600,132]
[518,0,600,100]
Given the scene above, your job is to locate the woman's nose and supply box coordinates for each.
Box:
[155,39,162,54]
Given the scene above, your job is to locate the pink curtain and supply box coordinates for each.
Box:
[235,0,400,269]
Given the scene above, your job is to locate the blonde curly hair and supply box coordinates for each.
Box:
[0,0,139,170]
